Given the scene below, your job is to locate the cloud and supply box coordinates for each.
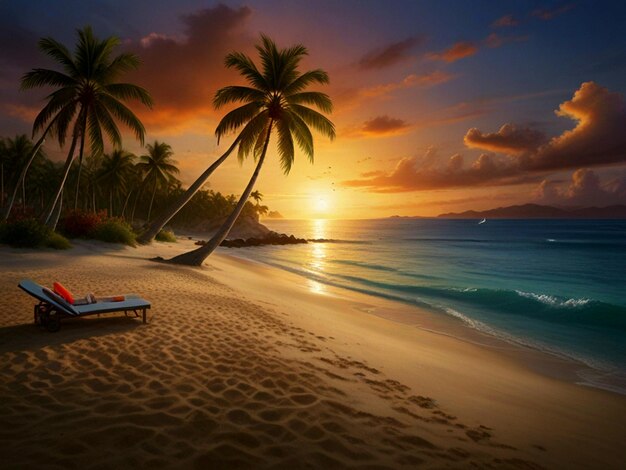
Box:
[534,169,626,206]
[465,82,626,171]
[125,4,253,130]
[344,83,626,193]
[492,14,519,28]
[532,4,575,20]
[483,32,528,49]
[464,124,548,155]
[342,148,533,192]
[358,36,424,69]
[361,115,410,136]
[427,42,478,63]
[333,71,454,112]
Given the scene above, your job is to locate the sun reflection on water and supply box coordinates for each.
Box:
[308,219,327,294]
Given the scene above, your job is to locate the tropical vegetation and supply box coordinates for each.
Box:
[17,26,152,226]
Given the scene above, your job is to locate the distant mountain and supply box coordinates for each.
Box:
[265,211,284,219]
[437,204,626,219]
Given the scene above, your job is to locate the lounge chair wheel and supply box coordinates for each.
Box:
[46,312,61,332]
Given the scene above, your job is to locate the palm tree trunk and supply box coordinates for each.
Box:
[147,179,157,222]
[3,121,53,221]
[21,178,26,211]
[73,112,88,210]
[131,186,144,225]
[50,190,63,231]
[42,131,79,226]
[166,122,272,266]
[137,136,241,244]
[1,163,4,208]
[121,189,133,219]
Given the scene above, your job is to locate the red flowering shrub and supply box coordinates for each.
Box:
[59,210,107,238]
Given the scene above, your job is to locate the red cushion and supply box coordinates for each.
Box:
[53,282,75,305]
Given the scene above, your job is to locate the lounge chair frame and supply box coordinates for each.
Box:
[19,279,150,332]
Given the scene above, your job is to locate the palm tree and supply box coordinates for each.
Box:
[250,190,263,205]
[20,25,152,225]
[97,149,136,216]
[136,135,240,244]
[2,135,43,213]
[136,141,179,222]
[167,35,335,266]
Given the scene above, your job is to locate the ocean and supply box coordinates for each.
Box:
[223,218,626,393]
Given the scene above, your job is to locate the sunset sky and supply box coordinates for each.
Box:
[1,0,626,218]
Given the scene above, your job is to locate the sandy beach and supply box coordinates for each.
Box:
[1,239,624,469]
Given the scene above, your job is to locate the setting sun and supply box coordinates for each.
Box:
[312,195,331,215]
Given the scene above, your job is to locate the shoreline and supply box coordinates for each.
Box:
[1,239,625,468]
[215,244,626,397]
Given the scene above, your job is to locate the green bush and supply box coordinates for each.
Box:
[0,218,51,248]
[93,219,136,246]
[45,231,72,250]
[155,229,177,243]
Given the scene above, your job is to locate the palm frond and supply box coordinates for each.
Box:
[38,37,77,76]
[86,107,104,157]
[236,111,270,162]
[102,53,141,81]
[290,104,336,140]
[213,86,266,109]
[104,83,153,107]
[224,52,268,91]
[284,110,314,163]
[276,119,295,174]
[283,69,329,95]
[98,94,146,144]
[93,102,122,148]
[20,69,75,90]
[215,102,263,143]
[32,88,77,135]
[50,102,79,145]
[287,91,332,113]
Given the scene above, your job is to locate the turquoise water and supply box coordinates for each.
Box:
[222,218,626,392]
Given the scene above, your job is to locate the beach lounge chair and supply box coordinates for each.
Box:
[18,279,151,332]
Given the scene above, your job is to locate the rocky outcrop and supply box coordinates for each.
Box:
[190,213,271,239]
[195,231,308,248]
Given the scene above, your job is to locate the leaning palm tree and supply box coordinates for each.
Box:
[136,130,240,244]
[167,35,335,266]
[20,25,152,225]
[97,149,136,216]
[135,141,179,222]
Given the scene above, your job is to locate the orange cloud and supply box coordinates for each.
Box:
[358,36,424,69]
[362,115,409,135]
[465,82,626,171]
[464,124,547,155]
[343,82,626,193]
[125,5,253,131]
[427,42,478,63]
[333,71,454,112]
[342,148,532,192]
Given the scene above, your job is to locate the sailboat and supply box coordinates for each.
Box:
[478,218,487,225]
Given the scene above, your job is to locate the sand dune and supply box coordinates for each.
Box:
[0,240,623,469]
